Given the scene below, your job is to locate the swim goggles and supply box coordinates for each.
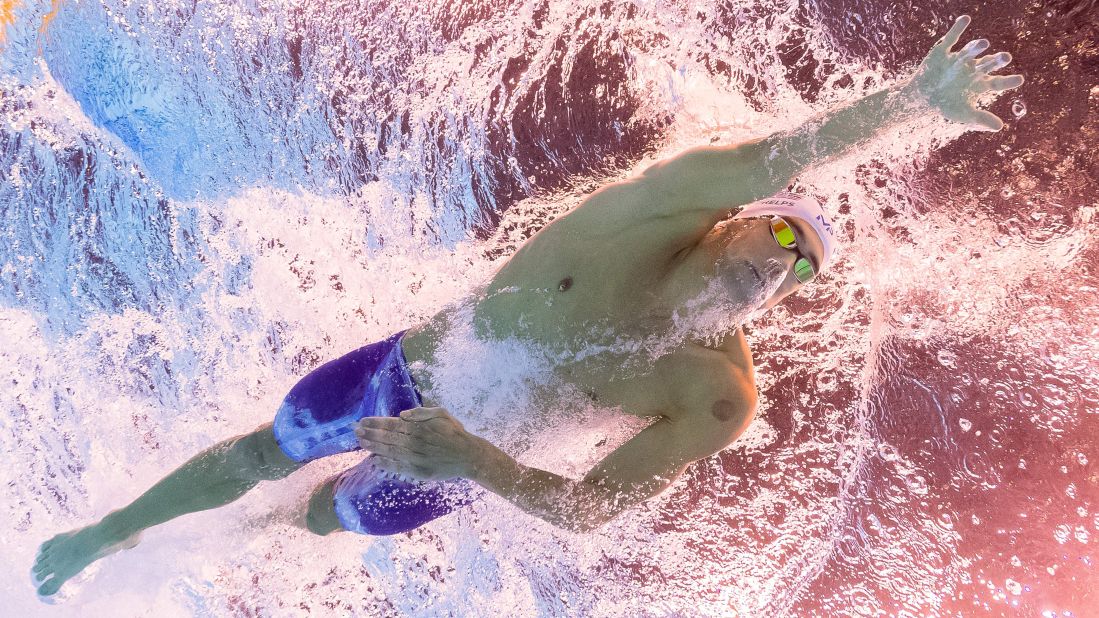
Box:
[766,216,816,283]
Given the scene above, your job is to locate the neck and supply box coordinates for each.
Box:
[658,238,770,348]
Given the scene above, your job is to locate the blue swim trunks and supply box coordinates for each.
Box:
[273,330,476,535]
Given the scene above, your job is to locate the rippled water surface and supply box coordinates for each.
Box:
[1,0,1096,615]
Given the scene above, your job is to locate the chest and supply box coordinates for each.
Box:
[461,212,741,417]
[475,216,695,338]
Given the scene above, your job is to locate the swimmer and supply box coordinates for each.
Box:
[33,15,1021,597]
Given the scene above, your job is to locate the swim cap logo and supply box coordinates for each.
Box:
[816,213,833,237]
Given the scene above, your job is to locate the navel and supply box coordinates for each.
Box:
[711,399,738,422]
[558,276,573,292]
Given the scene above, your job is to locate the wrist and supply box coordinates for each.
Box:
[891,78,925,108]
[467,436,506,483]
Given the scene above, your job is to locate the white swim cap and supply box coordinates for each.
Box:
[732,191,835,274]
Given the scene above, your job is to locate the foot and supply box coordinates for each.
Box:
[31,523,142,597]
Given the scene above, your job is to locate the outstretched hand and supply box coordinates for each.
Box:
[908,15,1025,131]
[354,406,485,482]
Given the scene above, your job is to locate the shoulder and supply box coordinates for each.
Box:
[658,333,758,450]
[561,175,721,244]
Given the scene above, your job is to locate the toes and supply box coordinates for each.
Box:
[37,573,64,597]
[32,551,50,571]
[38,567,73,598]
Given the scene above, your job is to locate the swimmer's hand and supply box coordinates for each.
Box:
[354,407,486,481]
[907,15,1024,131]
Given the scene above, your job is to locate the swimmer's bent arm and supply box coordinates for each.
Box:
[637,15,1022,218]
[471,384,757,533]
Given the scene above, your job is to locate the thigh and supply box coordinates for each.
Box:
[252,422,304,478]
[228,422,304,481]
[331,455,477,536]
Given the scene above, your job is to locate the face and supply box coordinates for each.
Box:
[715,215,825,312]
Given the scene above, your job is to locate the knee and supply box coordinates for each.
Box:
[228,425,301,482]
[305,480,343,536]
[305,509,341,536]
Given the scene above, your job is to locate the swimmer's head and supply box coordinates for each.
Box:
[716,192,833,310]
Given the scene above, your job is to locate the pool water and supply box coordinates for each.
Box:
[1,0,1096,615]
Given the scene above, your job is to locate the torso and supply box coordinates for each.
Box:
[401,177,756,426]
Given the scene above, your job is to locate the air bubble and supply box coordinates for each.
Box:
[1012,100,1027,117]
[1054,524,1071,543]
[959,418,973,431]
[906,475,929,495]
[1005,579,1022,595]
[937,349,958,368]
[936,510,956,530]
[878,443,899,461]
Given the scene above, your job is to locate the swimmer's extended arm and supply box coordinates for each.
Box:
[471,373,757,533]
[638,15,1024,217]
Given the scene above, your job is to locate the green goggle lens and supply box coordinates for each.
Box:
[768,216,817,283]
[793,257,815,283]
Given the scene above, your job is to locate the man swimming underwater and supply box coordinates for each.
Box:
[34,15,1021,597]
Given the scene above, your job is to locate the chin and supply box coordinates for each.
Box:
[761,291,792,311]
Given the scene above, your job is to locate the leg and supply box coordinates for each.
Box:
[33,422,302,596]
[294,475,343,536]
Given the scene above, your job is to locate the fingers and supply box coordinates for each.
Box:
[355,433,405,458]
[371,454,428,481]
[355,418,412,439]
[987,74,1024,91]
[399,406,448,421]
[355,424,432,456]
[937,15,971,53]
[972,109,1004,132]
[357,417,413,432]
[959,38,989,59]
[975,52,1012,73]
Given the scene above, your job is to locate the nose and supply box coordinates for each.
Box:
[753,219,797,269]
